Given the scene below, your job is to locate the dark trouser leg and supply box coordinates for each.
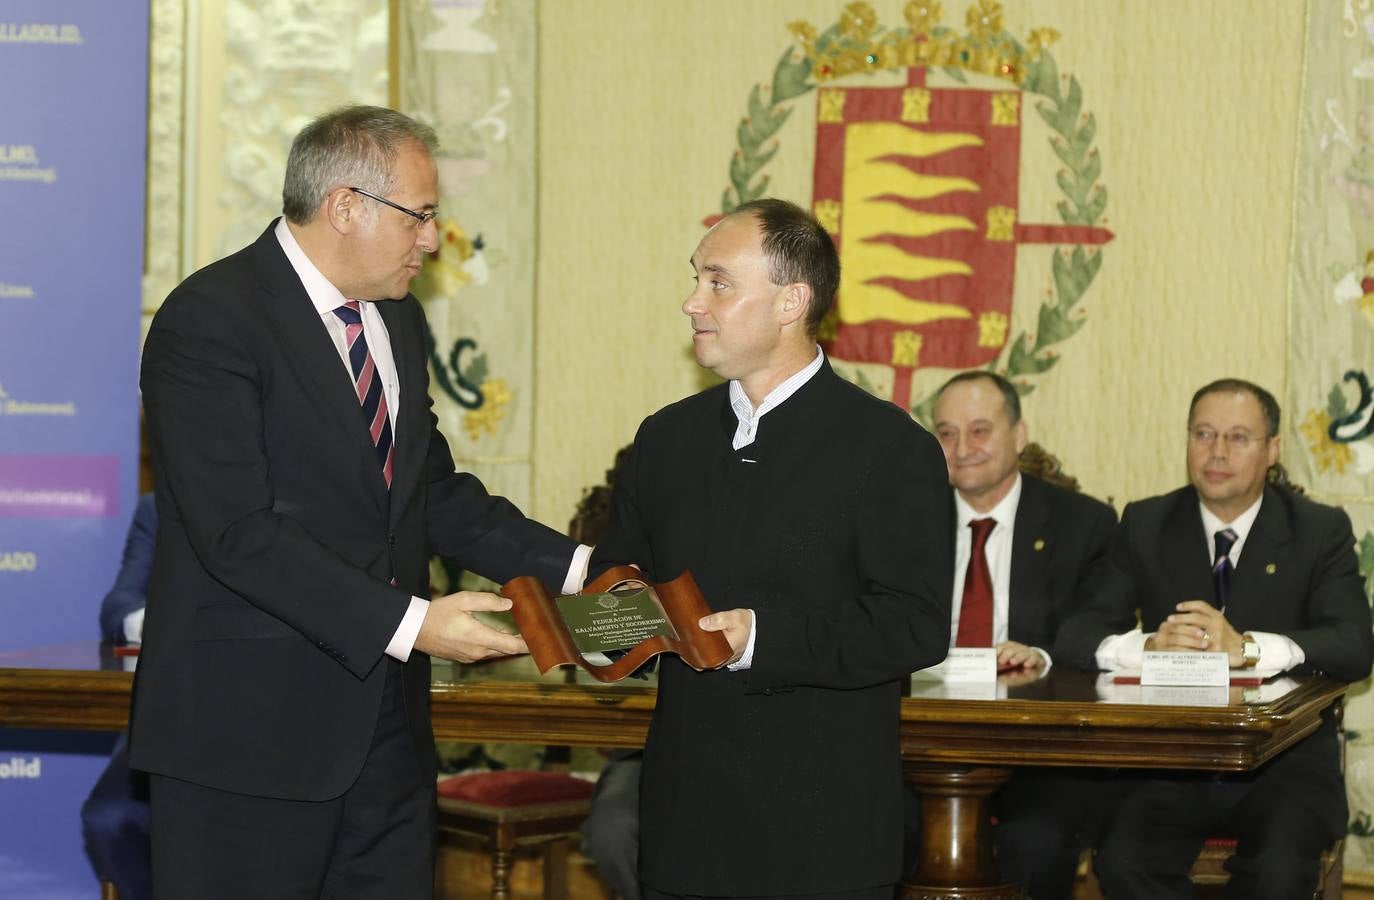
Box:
[150,773,340,900]
[580,750,644,900]
[151,661,433,900]
[320,661,434,899]
[900,781,922,879]
[1221,776,1333,900]
[1094,774,1217,900]
[992,768,1122,900]
[81,734,152,900]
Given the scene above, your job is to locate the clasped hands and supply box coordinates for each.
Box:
[1145,600,1245,666]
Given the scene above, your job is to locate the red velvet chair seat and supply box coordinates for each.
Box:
[435,771,595,900]
[438,770,594,808]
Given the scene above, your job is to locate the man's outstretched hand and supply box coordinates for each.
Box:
[414,591,528,663]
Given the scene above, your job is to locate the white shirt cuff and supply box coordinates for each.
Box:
[726,611,757,671]
[563,544,593,594]
[385,596,431,662]
[1031,646,1053,673]
[123,608,145,644]
[1096,628,1148,670]
[1247,630,1303,674]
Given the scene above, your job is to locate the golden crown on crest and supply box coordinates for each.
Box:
[789,0,1060,85]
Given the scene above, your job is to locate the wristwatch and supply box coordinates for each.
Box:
[1239,634,1261,668]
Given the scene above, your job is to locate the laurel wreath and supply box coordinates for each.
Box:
[719,28,1107,424]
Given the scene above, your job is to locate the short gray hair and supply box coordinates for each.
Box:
[281,105,439,225]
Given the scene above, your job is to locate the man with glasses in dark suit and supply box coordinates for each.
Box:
[134,105,584,899]
[1055,378,1373,899]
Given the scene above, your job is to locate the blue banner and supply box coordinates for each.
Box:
[0,2,149,895]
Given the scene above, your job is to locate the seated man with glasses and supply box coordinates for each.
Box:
[1054,378,1373,900]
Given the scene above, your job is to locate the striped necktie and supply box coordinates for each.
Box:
[333,301,394,488]
[1212,527,1238,610]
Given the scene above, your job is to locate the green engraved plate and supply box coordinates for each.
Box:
[558,586,680,654]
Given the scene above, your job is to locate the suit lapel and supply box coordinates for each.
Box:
[253,226,389,518]
[376,298,429,522]
[1227,486,1289,623]
[1008,475,1051,641]
[1161,489,1215,606]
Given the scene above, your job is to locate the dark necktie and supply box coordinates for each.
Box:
[955,517,997,648]
[333,301,395,488]
[1212,527,1238,610]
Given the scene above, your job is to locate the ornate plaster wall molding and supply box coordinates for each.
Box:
[143,0,187,319]
[214,0,388,258]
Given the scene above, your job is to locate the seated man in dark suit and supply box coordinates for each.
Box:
[98,493,156,646]
[1054,378,1374,899]
[927,371,1117,898]
[81,492,156,900]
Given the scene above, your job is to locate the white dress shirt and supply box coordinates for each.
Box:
[274,220,590,662]
[123,608,145,643]
[724,347,826,670]
[950,474,1053,670]
[1093,493,1304,674]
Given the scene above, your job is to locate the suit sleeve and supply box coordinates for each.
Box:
[421,401,576,590]
[1052,501,1141,671]
[1286,505,1374,683]
[588,425,654,583]
[98,493,157,643]
[142,290,411,680]
[389,299,575,590]
[1067,497,1119,616]
[746,422,954,692]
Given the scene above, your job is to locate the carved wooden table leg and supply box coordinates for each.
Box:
[899,763,1024,900]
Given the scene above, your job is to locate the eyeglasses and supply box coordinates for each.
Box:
[1188,427,1267,451]
[348,187,438,227]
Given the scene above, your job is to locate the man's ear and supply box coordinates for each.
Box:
[778,282,812,328]
[322,187,357,235]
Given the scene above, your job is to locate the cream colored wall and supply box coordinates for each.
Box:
[530,0,1305,527]
[151,0,1308,529]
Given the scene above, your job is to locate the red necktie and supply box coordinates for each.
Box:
[955,517,997,647]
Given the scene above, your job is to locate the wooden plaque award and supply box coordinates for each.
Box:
[500,565,732,683]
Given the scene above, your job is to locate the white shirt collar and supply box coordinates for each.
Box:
[274,217,349,315]
[1199,492,1264,562]
[954,471,1022,529]
[728,346,825,423]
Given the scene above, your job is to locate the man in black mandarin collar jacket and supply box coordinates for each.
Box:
[591,199,953,899]
[132,106,577,899]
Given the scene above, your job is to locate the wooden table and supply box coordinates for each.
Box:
[0,644,1347,899]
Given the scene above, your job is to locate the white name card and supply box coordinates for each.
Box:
[909,679,1004,701]
[1140,651,1229,687]
[935,647,999,683]
[1140,685,1230,706]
